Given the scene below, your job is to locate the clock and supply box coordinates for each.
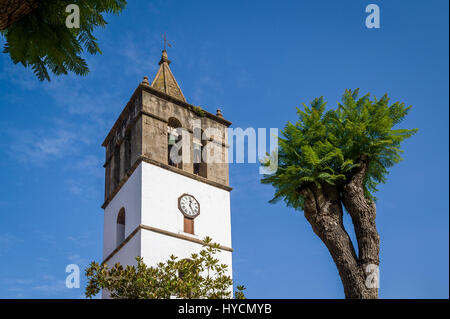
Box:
[178,194,200,218]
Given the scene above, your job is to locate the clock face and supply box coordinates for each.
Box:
[178,194,200,218]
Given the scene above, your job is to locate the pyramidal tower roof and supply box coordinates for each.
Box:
[150,50,186,102]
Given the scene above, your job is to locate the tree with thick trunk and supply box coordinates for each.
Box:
[299,184,370,298]
[0,0,39,30]
[341,156,380,298]
[262,89,417,298]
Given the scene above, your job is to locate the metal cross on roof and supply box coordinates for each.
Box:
[162,32,172,50]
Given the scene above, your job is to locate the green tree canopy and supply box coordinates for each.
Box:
[261,89,417,298]
[1,0,127,81]
[262,88,417,209]
[85,237,245,299]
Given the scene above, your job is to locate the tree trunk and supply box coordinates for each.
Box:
[0,0,39,30]
[341,155,380,299]
[298,183,372,298]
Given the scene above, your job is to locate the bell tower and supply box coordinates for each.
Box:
[100,50,233,297]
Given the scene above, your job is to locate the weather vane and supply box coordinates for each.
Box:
[162,32,172,51]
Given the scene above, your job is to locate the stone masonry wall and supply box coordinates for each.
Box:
[103,85,230,203]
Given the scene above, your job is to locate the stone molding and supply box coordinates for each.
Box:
[102,224,233,264]
[102,155,232,209]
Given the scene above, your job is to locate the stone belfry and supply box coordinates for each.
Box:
[100,50,233,297]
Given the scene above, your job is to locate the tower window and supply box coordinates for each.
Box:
[116,208,125,248]
[124,132,132,173]
[113,145,120,188]
[167,117,183,169]
[193,128,207,178]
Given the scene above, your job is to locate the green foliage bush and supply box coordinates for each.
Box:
[85,237,245,299]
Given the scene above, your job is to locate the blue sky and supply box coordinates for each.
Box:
[0,0,448,298]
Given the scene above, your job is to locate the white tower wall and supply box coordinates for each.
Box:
[102,162,233,298]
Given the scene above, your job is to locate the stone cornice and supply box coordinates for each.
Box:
[102,224,233,265]
[102,155,232,209]
[141,156,232,190]
[139,84,232,127]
